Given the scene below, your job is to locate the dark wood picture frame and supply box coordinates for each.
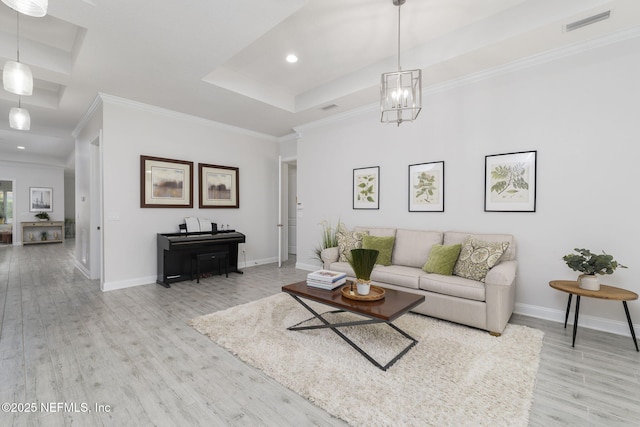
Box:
[140,155,193,208]
[484,150,537,212]
[198,163,240,208]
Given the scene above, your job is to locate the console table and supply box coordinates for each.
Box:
[21,221,65,245]
[549,280,638,351]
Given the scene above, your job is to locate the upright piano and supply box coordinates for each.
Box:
[157,229,246,287]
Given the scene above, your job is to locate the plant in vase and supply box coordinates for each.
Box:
[562,248,627,291]
[35,211,50,221]
[347,248,379,295]
[312,219,340,263]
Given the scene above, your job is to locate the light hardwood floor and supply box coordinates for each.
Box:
[1,241,639,426]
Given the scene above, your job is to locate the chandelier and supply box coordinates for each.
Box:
[380,0,422,126]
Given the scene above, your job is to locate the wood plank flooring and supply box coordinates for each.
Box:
[1,241,639,426]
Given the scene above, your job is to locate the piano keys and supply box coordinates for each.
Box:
[157,230,246,287]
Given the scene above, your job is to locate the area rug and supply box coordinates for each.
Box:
[189,293,543,426]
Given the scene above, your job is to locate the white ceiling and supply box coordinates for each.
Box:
[1,0,639,169]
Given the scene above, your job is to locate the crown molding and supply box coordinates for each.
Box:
[72,93,103,138]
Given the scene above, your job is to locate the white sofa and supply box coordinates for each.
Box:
[320,227,517,335]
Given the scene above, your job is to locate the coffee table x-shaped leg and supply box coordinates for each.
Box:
[287,295,418,371]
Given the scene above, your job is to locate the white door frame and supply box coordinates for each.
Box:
[279,156,296,265]
[90,132,104,285]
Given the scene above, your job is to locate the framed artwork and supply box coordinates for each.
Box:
[198,163,239,208]
[353,166,379,210]
[140,155,193,208]
[485,150,537,212]
[29,187,53,212]
[408,161,444,212]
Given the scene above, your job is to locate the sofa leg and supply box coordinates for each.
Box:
[489,331,501,337]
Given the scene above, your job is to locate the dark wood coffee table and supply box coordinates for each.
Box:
[282,281,425,371]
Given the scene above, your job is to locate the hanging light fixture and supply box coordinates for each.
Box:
[3,10,33,96]
[1,0,48,17]
[380,0,422,126]
[9,98,31,130]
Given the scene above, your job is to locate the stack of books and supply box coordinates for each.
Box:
[306,270,347,290]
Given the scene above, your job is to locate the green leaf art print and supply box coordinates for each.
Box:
[413,171,439,204]
[356,173,376,202]
[490,161,530,203]
[353,166,379,209]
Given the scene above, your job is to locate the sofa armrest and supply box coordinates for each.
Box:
[484,260,518,335]
[320,247,339,269]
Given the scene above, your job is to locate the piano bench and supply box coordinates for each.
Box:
[191,251,229,283]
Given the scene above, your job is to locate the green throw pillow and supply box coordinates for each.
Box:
[422,244,462,275]
[453,237,510,282]
[362,235,395,266]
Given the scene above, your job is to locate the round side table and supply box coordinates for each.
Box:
[549,280,638,351]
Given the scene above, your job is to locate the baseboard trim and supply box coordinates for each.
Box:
[102,275,157,292]
[514,302,638,338]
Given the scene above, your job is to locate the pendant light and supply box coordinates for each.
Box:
[1,0,48,18]
[380,0,422,126]
[3,10,33,96]
[9,98,30,130]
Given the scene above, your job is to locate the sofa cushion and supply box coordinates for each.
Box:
[353,226,396,238]
[444,231,516,261]
[422,244,462,276]
[336,226,369,262]
[392,229,443,268]
[370,265,422,290]
[362,235,395,266]
[453,237,510,282]
[419,274,486,302]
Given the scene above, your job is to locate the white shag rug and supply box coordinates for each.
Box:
[189,293,543,427]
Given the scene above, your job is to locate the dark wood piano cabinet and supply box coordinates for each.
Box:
[157,230,246,287]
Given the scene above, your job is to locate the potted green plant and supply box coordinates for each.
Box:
[35,211,50,221]
[312,219,340,263]
[347,248,379,295]
[562,248,627,291]
[40,231,48,241]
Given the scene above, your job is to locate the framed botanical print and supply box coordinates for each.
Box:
[353,166,379,210]
[408,161,444,212]
[484,150,537,212]
[140,155,193,208]
[198,163,239,208]
[30,187,53,212]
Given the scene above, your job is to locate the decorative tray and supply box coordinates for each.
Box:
[341,283,386,301]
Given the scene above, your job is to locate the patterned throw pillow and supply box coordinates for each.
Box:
[422,244,462,276]
[453,237,510,282]
[336,227,369,262]
[362,235,395,266]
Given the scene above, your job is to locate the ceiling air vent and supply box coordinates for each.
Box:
[565,10,611,32]
[320,104,339,111]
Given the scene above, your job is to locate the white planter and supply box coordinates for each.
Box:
[356,280,371,295]
[579,275,600,291]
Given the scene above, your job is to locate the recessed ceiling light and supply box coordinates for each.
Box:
[17,146,26,150]
[285,54,298,63]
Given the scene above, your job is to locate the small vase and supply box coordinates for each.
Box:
[356,279,371,295]
[579,274,600,291]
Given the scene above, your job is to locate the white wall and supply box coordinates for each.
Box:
[100,96,280,290]
[295,35,640,335]
[0,160,64,242]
